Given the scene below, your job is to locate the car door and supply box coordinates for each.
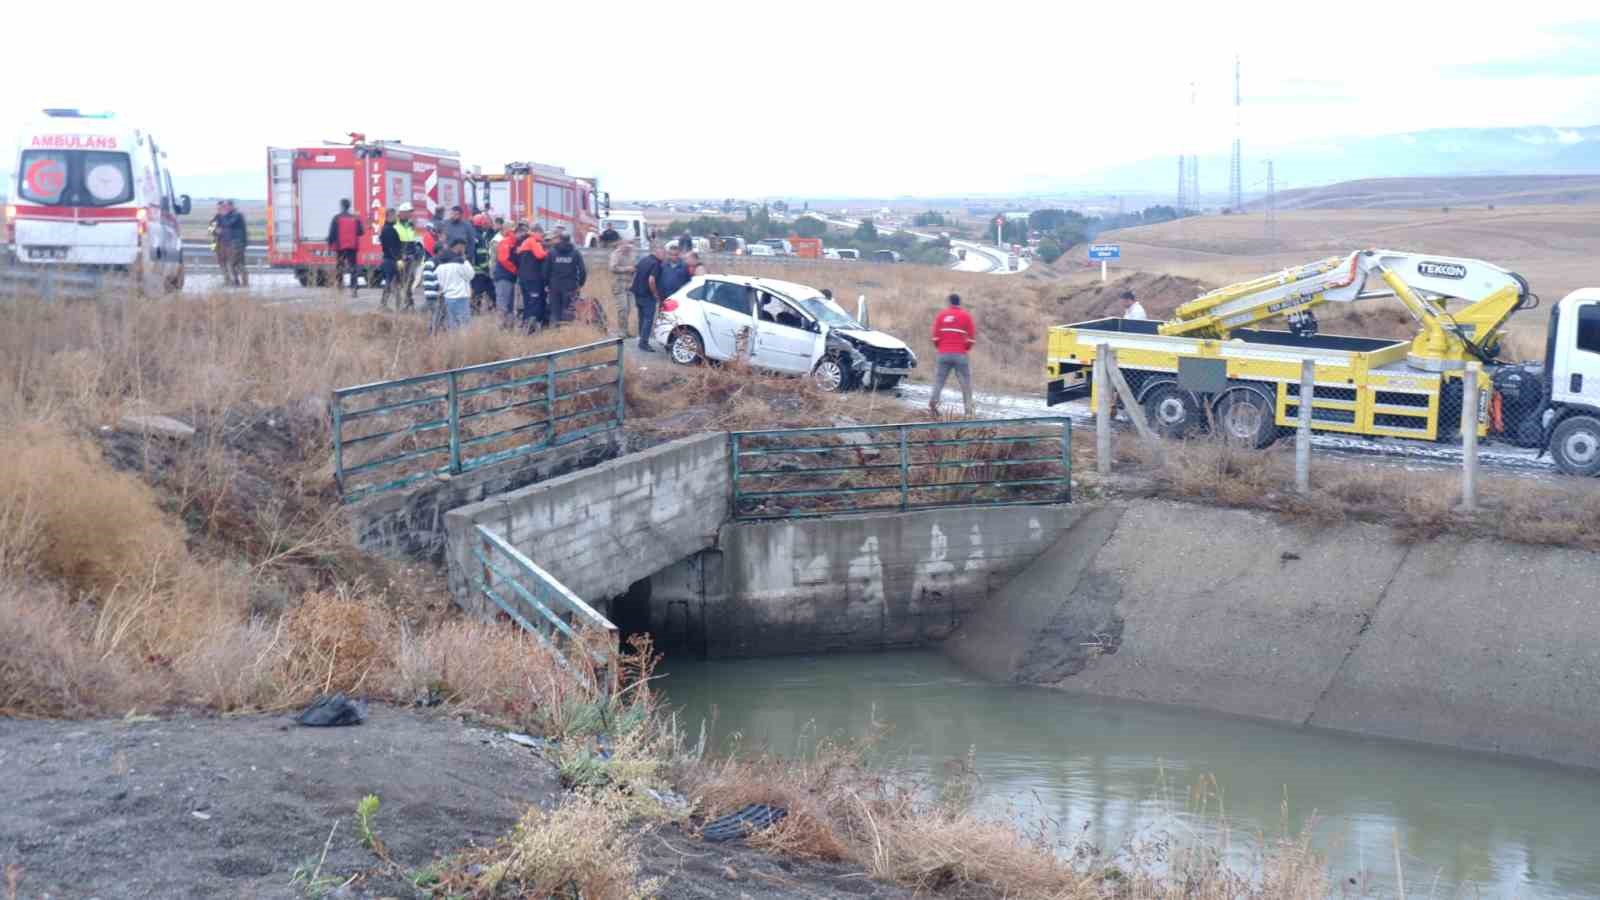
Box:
[1555,298,1600,409]
[751,290,820,374]
[699,280,755,359]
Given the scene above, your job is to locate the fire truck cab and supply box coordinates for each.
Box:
[466,162,600,247]
[266,135,463,285]
[6,109,191,292]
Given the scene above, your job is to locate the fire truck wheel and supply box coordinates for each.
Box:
[1142,383,1204,439]
[294,269,311,287]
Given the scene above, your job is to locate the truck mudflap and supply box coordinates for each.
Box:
[1047,377,1090,406]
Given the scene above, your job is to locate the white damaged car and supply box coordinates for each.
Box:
[651,275,917,391]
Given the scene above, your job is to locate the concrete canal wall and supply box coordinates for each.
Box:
[947,499,1600,771]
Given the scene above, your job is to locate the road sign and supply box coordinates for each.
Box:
[1088,244,1121,260]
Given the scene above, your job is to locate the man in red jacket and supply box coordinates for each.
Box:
[929,293,975,417]
[326,198,366,298]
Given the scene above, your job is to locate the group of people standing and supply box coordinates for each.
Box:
[604,241,704,349]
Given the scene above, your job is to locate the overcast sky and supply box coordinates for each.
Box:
[5,0,1599,199]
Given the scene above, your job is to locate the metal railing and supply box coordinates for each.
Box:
[331,338,625,502]
[470,524,617,675]
[0,261,132,300]
[729,417,1073,520]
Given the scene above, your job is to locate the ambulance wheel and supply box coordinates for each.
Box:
[1551,415,1600,477]
[1143,383,1204,439]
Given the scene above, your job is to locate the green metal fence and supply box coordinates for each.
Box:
[729,417,1073,520]
[331,338,625,503]
[470,524,617,677]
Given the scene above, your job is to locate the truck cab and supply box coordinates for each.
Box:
[7,109,191,292]
[1542,290,1600,475]
[596,211,649,250]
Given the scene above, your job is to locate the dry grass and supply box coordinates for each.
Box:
[460,792,658,900]
[1100,431,1600,551]
[678,731,1328,899]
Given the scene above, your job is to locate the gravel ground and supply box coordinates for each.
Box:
[0,705,556,899]
[0,707,927,900]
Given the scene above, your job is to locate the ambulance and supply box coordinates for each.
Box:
[266,134,463,285]
[5,109,192,292]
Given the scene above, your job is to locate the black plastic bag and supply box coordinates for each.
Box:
[295,693,367,727]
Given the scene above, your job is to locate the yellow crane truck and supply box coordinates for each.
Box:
[1044,248,1600,476]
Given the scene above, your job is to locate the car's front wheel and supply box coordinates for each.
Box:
[667,327,705,366]
[813,355,851,392]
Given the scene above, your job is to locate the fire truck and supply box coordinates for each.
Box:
[265,134,464,285]
[466,162,602,247]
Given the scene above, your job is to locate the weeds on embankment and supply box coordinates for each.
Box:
[1093,430,1600,552]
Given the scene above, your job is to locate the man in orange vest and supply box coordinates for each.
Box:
[326,198,366,298]
[929,293,976,417]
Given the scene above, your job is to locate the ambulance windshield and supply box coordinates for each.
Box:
[18,150,134,207]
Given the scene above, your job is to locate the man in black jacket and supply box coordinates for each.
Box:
[630,243,665,351]
[542,233,587,324]
[378,208,404,309]
[216,200,249,287]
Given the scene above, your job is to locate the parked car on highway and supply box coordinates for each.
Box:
[759,238,793,256]
[746,244,776,257]
[652,275,917,391]
[872,249,902,263]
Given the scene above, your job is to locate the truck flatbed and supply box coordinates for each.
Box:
[1046,317,1473,443]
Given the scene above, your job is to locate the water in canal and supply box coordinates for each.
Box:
[661,650,1600,897]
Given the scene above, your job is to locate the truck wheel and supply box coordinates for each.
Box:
[1550,415,1600,477]
[294,269,311,287]
[812,354,851,393]
[1214,388,1278,448]
[667,327,705,366]
[1143,383,1204,439]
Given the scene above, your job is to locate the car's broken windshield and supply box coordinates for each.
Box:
[798,296,860,329]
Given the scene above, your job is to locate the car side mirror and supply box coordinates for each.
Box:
[176,194,192,216]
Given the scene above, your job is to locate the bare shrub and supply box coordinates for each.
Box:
[278,589,396,699]
[0,579,164,717]
[0,422,186,598]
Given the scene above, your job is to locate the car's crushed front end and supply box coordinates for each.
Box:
[827,329,917,388]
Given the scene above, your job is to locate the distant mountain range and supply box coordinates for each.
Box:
[1064,125,1600,196]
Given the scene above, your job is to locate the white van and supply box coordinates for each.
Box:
[6,109,191,291]
[593,210,649,249]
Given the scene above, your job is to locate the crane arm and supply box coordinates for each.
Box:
[1158,248,1531,364]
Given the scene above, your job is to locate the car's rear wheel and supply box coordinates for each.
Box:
[813,355,850,393]
[668,327,705,366]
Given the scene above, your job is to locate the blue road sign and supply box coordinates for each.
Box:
[1088,243,1121,260]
